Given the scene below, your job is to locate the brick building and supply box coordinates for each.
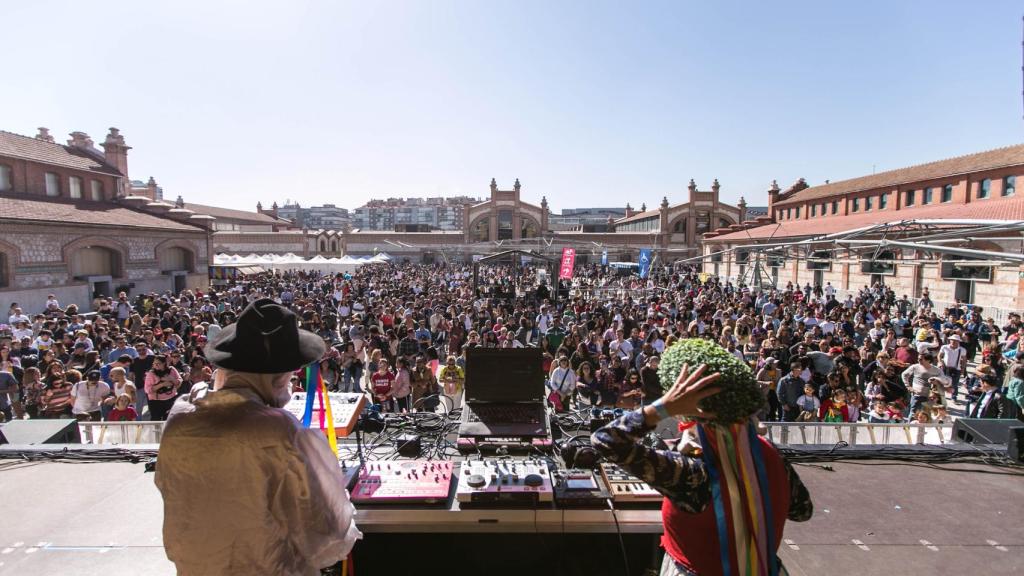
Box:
[702,143,1024,312]
[0,128,210,313]
[339,178,749,264]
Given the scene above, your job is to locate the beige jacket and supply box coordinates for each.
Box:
[154,372,360,575]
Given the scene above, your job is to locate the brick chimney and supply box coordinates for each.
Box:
[270,201,279,218]
[767,180,781,219]
[67,131,95,150]
[146,177,159,200]
[256,201,263,214]
[625,203,634,218]
[737,196,747,223]
[101,128,132,197]
[35,127,54,143]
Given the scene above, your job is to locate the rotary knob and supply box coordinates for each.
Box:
[467,474,486,488]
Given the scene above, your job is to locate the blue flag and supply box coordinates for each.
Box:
[601,250,608,266]
[638,248,652,279]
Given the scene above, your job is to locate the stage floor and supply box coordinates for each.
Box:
[0,458,1020,575]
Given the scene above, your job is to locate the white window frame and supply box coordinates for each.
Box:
[45,172,60,196]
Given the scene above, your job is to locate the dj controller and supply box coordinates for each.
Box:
[455,458,554,506]
[350,460,455,504]
[337,404,667,510]
[340,457,662,509]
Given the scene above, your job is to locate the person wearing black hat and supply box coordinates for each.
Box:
[155,298,360,576]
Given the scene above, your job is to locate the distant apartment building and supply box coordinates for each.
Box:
[353,196,479,231]
[548,207,626,231]
[276,203,350,230]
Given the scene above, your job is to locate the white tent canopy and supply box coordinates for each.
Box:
[212,253,375,274]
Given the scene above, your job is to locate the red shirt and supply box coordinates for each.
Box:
[370,371,395,397]
[108,407,138,422]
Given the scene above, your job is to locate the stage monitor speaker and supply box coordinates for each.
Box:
[0,419,82,445]
[951,419,1021,445]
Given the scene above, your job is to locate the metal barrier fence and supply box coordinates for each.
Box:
[79,420,956,447]
[762,422,956,446]
[79,421,165,445]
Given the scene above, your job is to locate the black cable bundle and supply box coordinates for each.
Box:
[781,441,1024,475]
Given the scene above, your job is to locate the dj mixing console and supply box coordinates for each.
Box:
[350,460,454,504]
[456,458,554,506]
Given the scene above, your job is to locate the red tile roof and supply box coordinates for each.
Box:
[180,201,288,225]
[774,143,1024,207]
[0,131,122,176]
[709,195,1024,242]
[0,194,205,232]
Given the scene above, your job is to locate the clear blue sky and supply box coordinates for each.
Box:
[3,1,1022,212]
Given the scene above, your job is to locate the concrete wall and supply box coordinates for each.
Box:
[2,284,90,317]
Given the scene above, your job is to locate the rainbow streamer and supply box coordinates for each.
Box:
[320,375,338,457]
[699,422,775,576]
[302,365,317,428]
[301,363,339,458]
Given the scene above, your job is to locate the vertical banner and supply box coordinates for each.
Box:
[601,250,608,266]
[559,247,576,279]
[638,248,652,279]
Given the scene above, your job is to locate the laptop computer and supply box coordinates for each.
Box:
[458,348,550,438]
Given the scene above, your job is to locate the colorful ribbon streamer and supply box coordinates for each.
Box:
[301,363,339,457]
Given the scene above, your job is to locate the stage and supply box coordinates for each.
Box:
[0,454,1020,576]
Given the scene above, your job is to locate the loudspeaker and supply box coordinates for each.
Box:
[951,418,1021,445]
[0,419,82,445]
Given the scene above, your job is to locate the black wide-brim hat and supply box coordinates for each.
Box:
[206,298,325,374]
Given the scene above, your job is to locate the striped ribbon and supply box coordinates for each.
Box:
[301,363,339,457]
[698,422,773,576]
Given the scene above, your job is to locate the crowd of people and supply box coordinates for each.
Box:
[2,261,1023,426]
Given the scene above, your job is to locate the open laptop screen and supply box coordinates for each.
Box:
[464,347,545,403]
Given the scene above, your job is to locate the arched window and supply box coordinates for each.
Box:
[331,240,338,252]
[673,220,686,234]
[521,219,538,239]
[319,240,326,252]
[159,246,194,272]
[719,218,731,228]
[70,246,121,278]
[471,218,489,242]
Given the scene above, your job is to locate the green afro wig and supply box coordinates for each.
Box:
[656,338,764,424]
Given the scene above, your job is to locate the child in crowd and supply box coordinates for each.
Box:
[370,358,395,412]
[819,389,850,423]
[796,384,820,421]
[867,400,890,423]
[928,391,949,422]
[392,358,412,413]
[845,387,863,422]
[107,393,138,422]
